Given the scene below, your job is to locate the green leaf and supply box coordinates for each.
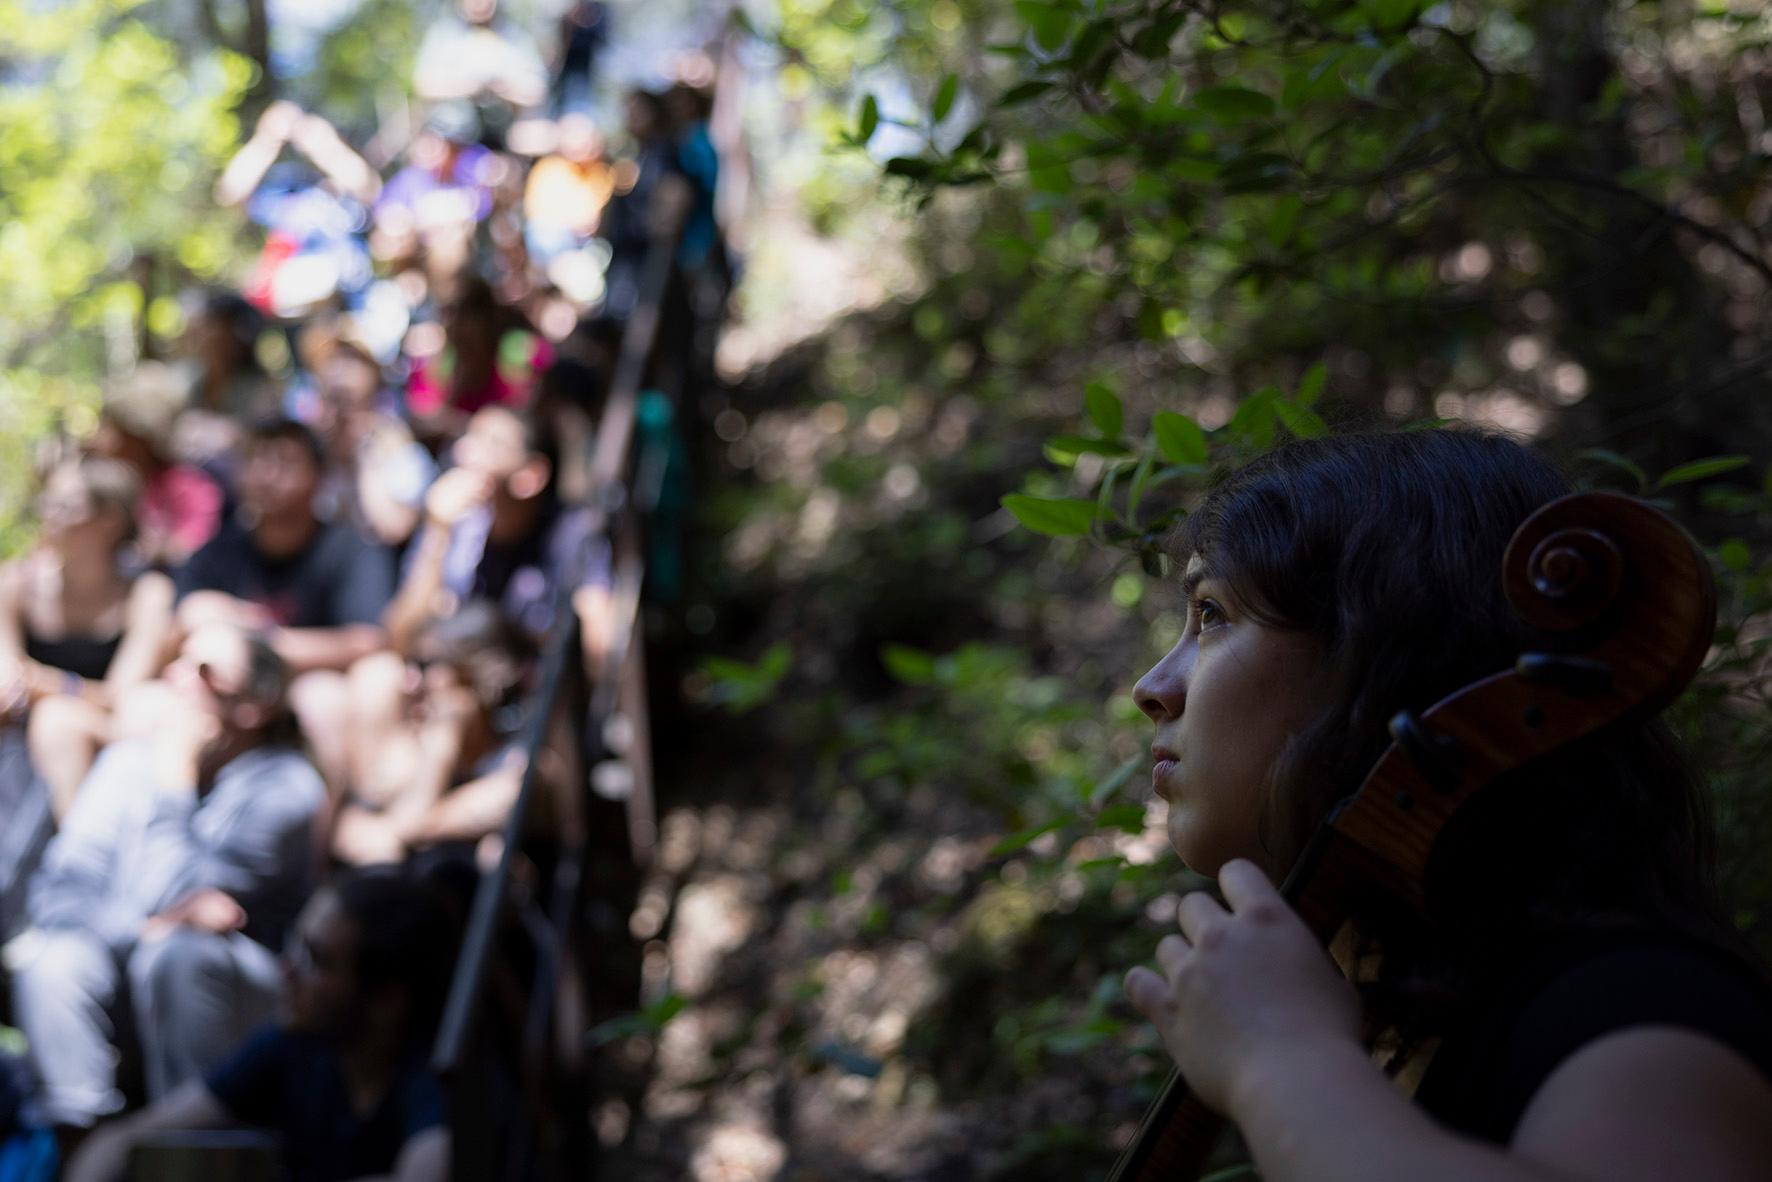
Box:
[1087,753,1145,807]
[586,992,687,1046]
[1096,803,1148,833]
[1085,380,1124,438]
[857,93,879,143]
[1719,539,1752,572]
[1014,0,1074,51]
[1153,411,1208,465]
[883,155,936,180]
[933,73,959,123]
[1573,448,1649,491]
[759,643,791,680]
[1126,451,1158,519]
[1360,0,1419,30]
[1046,434,1133,458]
[1296,361,1327,408]
[990,816,1070,856]
[1192,85,1274,123]
[999,79,1056,106]
[1002,494,1102,536]
[881,644,937,684]
[1275,400,1328,439]
[1657,455,1751,489]
[1266,195,1302,245]
[1228,387,1281,450]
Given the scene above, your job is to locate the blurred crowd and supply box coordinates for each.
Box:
[0,1,723,1178]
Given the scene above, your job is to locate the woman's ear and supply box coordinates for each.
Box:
[507,455,551,501]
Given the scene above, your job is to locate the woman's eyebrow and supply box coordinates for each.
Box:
[1181,566,1212,597]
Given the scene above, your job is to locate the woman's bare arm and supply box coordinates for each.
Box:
[1127,860,1772,1182]
[65,1081,232,1182]
[103,570,176,698]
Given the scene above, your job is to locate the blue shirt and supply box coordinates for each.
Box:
[206,1025,446,1182]
[28,741,324,952]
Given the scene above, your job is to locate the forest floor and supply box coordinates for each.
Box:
[593,196,1167,1181]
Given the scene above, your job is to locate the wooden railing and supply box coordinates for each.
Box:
[430,193,689,1181]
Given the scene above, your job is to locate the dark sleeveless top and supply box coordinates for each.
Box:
[1415,931,1772,1142]
[24,631,121,682]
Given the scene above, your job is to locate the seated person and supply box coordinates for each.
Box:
[382,405,608,660]
[169,289,283,483]
[89,363,223,570]
[403,277,552,446]
[335,600,532,867]
[64,867,455,1182]
[299,323,437,549]
[0,457,175,819]
[530,355,608,507]
[7,623,326,1141]
[176,417,396,787]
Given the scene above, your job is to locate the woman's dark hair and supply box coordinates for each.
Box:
[246,416,327,470]
[535,357,608,419]
[1176,428,1734,1026]
[415,597,534,714]
[330,866,462,1048]
[240,630,306,752]
[196,288,266,369]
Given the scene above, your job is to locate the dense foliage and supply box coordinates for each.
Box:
[670,0,1772,1174]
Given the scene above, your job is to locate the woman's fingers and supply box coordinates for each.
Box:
[1218,858,1280,913]
[1124,964,1170,1016]
[1156,932,1191,981]
[1176,888,1227,943]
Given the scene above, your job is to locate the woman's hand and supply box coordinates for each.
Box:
[1125,859,1363,1118]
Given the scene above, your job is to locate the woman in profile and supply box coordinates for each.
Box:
[1125,429,1772,1179]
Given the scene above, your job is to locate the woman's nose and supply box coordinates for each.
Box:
[1134,641,1190,723]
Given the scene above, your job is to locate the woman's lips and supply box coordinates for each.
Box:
[1151,756,1179,799]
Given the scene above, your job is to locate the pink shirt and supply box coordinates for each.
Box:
[139,464,223,566]
[405,332,553,417]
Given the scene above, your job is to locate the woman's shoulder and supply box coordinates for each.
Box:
[1417,928,1772,1142]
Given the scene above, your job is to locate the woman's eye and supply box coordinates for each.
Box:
[1192,597,1226,630]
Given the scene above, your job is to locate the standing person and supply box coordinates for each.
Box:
[63,867,455,1182]
[549,0,609,117]
[414,0,547,149]
[214,100,381,321]
[7,623,326,1145]
[0,457,175,819]
[1122,430,1772,1179]
[599,90,689,323]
